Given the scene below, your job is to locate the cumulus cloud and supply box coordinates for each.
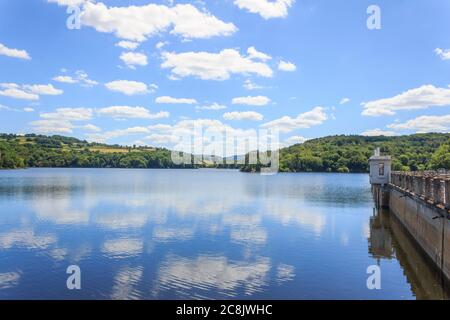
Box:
[155,96,197,104]
[0,43,31,60]
[361,128,397,136]
[339,97,350,105]
[223,111,263,121]
[52,70,98,87]
[97,106,169,119]
[31,107,93,133]
[285,135,308,145]
[387,114,450,133]
[53,75,77,84]
[47,0,87,6]
[0,105,34,113]
[243,79,263,90]
[116,41,140,50]
[232,95,270,106]
[0,83,62,100]
[77,2,237,42]
[161,49,273,81]
[435,48,450,60]
[86,126,151,142]
[120,52,148,68]
[234,0,294,19]
[82,124,101,132]
[105,80,149,95]
[25,84,63,96]
[40,108,93,121]
[144,133,179,144]
[362,85,450,116]
[247,46,271,61]
[261,107,327,133]
[196,103,227,111]
[278,60,296,72]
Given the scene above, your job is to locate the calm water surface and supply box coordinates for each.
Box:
[0,168,448,299]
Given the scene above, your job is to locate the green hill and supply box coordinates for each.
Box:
[0,133,196,169]
[1,133,449,172]
[241,133,450,173]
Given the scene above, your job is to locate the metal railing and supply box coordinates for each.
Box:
[390,171,450,210]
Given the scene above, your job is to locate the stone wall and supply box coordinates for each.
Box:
[387,183,450,282]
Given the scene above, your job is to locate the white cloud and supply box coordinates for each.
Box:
[74,70,98,87]
[161,49,273,81]
[247,46,271,61]
[234,0,294,19]
[0,104,18,112]
[435,48,450,61]
[120,52,148,68]
[232,95,270,106]
[223,111,263,121]
[40,108,93,121]
[156,41,168,49]
[145,118,282,156]
[155,96,197,104]
[97,106,169,119]
[0,43,31,60]
[82,124,102,132]
[31,107,93,134]
[105,80,149,95]
[387,115,450,133]
[196,103,227,111]
[243,79,263,90]
[339,97,350,105]
[47,0,87,6]
[24,84,63,96]
[52,70,98,87]
[362,85,450,116]
[86,126,150,142]
[78,2,237,42]
[149,83,159,93]
[0,83,62,100]
[261,106,327,133]
[278,60,296,72]
[144,133,179,144]
[116,41,140,50]
[361,128,397,136]
[0,88,39,100]
[285,135,308,145]
[0,105,36,113]
[52,75,77,84]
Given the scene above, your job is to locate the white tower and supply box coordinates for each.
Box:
[369,148,391,185]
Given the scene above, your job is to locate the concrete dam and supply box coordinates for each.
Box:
[369,149,450,284]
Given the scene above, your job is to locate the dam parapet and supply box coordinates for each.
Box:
[369,149,450,283]
[390,171,450,211]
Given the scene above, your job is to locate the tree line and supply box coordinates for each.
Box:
[1,133,449,172]
[241,133,450,173]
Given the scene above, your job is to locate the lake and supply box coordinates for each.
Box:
[0,168,448,299]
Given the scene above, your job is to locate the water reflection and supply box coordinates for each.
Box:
[154,254,272,299]
[0,168,447,299]
[368,209,450,299]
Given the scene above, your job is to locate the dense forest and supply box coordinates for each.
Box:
[1,133,449,172]
[241,133,450,173]
[0,134,196,169]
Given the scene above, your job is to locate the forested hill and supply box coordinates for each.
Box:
[1,133,450,172]
[0,134,196,169]
[242,133,450,173]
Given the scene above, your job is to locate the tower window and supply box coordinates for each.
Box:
[378,163,385,176]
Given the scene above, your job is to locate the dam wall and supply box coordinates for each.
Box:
[373,172,450,282]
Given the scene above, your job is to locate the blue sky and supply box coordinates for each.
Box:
[0,0,450,152]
